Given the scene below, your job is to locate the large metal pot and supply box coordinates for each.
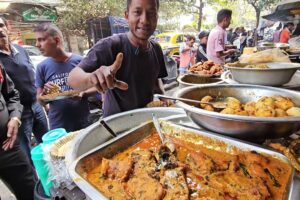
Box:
[177,74,224,89]
[174,84,300,142]
[225,62,300,86]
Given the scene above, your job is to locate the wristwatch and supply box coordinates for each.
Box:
[11,117,22,127]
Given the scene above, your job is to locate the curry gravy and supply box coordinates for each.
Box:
[87,133,292,200]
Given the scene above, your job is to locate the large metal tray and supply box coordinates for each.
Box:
[69,119,295,200]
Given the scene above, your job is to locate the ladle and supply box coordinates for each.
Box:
[154,94,227,109]
[152,113,175,152]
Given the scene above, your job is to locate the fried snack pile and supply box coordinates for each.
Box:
[44,84,61,95]
[86,133,291,200]
[200,95,300,117]
[268,140,300,173]
[189,61,223,76]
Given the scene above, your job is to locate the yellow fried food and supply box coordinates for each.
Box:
[256,97,275,109]
[274,96,295,111]
[255,107,275,117]
[275,109,287,117]
[220,108,236,115]
[203,105,214,112]
[235,110,248,116]
[200,96,213,108]
[244,102,256,116]
[226,97,242,110]
[286,107,300,117]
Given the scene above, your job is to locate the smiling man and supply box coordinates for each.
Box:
[68,0,167,117]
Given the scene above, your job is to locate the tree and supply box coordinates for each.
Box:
[245,0,279,27]
[56,0,124,35]
[161,0,232,31]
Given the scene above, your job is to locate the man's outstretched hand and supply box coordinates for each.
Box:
[89,53,129,93]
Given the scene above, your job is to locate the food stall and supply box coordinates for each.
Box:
[262,0,300,63]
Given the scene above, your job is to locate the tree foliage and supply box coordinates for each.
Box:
[245,0,280,27]
[56,0,124,35]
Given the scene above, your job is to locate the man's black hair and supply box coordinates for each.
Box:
[127,0,159,11]
[217,9,232,23]
[185,35,195,41]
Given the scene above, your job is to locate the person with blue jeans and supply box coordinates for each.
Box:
[34,23,91,132]
[0,17,48,162]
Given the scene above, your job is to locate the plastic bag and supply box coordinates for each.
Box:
[239,49,291,63]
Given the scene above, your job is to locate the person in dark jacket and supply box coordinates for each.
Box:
[0,63,36,200]
[0,17,48,162]
[196,30,209,63]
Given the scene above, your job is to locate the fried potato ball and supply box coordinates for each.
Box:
[244,102,256,116]
[275,109,287,117]
[256,97,275,109]
[274,96,295,111]
[235,110,249,116]
[203,105,214,112]
[255,107,275,117]
[220,108,236,115]
[286,107,300,117]
[200,95,213,108]
[226,97,242,110]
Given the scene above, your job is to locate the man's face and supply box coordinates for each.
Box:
[35,32,59,57]
[201,36,208,44]
[187,39,195,47]
[224,17,231,29]
[288,25,295,32]
[125,0,158,41]
[0,18,9,46]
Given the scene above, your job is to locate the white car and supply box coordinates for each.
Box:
[23,45,47,69]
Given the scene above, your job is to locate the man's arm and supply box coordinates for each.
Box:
[2,69,22,119]
[68,53,128,93]
[1,68,23,150]
[216,49,236,57]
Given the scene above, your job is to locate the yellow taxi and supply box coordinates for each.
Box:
[155,32,185,56]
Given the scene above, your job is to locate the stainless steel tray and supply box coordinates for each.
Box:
[69,119,295,200]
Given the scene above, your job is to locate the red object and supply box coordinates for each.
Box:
[0,67,4,83]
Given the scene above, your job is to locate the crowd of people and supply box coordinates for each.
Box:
[178,11,298,73]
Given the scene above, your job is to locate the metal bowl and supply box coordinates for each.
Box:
[225,62,300,86]
[174,84,300,142]
[177,74,224,89]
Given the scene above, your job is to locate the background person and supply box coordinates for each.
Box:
[280,22,295,43]
[179,35,196,74]
[34,23,92,132]
[68,0,167,117]
[0,63,36,200]
[0,17,48,162]
[196,31,209,63]
[207,9,236,64]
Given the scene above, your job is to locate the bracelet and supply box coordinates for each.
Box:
[11,117,22,127]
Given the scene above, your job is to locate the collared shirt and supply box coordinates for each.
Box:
[0,44,37,106]
[207,25,226,64]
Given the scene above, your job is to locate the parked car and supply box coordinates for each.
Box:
[23,45,46,69]
[155,32,186,56]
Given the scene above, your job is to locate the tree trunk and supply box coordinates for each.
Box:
[197,0,204,31]
[64,31,72,52]
[254,8,260,46]
[255,9,260,28]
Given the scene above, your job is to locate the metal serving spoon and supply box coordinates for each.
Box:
[152,113,175,152]
[154,94,227,109]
